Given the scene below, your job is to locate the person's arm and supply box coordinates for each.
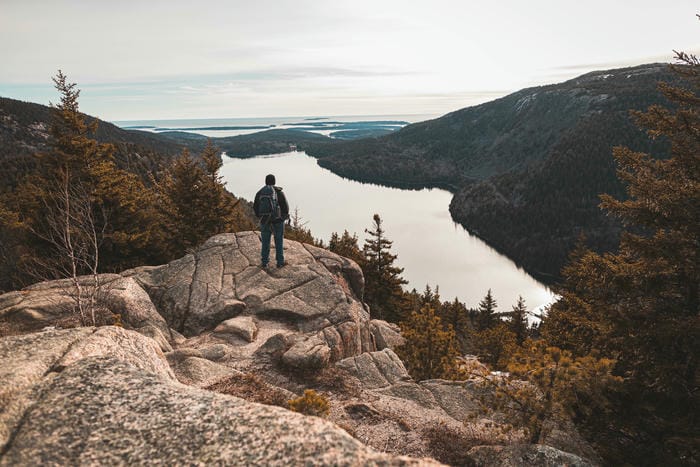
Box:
[253,190,260,217]
[277,188,290,219]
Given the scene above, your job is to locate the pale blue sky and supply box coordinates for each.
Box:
[1,0,698,120]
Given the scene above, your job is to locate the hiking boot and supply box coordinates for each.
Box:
[261,263,269,269]
[276,262,287,268]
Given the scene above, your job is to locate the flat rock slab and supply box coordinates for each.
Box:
[0,327,174,452]
[130,232,376,368]
[0,357,439,466]
[467,444,595,467]
[0,275,169,336]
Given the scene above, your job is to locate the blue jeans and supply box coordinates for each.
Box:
[261,221,285,266]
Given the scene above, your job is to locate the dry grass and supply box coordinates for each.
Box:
[0,306,119,338]
[422,422,500,467]
[206,372,290,408]
[288,365,362,397]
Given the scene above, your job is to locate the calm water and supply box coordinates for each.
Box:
[114,114,434,138]
[220,151,555,314]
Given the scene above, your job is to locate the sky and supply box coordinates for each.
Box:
[1,0,698,121]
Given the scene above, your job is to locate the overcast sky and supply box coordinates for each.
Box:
[1,0,698,120]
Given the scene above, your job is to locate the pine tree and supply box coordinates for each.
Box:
[158,142,242,254]
[328,230,365,265]
[199,139,240,235]
[396,305,460,381]
[475,289,498,331]
[439,297,471,352]
[470,323,517,370]
[2,71,168,285]
[420,284,442,311]
[362,214,408,322]
[471,342,620,445]
[541,51,700,464]
[508,296,529,345]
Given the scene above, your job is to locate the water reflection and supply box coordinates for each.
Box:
[220,151,555,312]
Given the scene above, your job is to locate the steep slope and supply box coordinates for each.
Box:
[0,96,190,192]
[306,64,678,282]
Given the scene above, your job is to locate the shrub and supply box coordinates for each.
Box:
[288,389,330,417]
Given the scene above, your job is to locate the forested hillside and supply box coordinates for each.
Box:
[0,80,256,293]
[0,96,190,192]
[306,64,679,282]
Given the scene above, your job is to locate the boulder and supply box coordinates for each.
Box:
[52,326,175,380]
[169,356,235,387]
[255,333,293,359]
[0,274,169,335]
[129,232,376,367]
[0,355,439,466]
[301,243,365,300]
[466,444,596,467]
[136,323,173,353]
[198,343,231,361]
[214,315,258,342]
[419,379,485,421]
[100,276,169,331]
[282,334,331,369]
[0,327,174,451]
[337,349,411,390]
[370,320,405,351]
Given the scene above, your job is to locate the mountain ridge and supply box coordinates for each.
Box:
[304,63,678,282]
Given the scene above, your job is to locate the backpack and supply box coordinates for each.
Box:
[258,185,282,225]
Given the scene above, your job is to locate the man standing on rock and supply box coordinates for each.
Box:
[253,174,290,268]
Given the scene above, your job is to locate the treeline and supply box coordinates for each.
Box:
[0,72,257,293]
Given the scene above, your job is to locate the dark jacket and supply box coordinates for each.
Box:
[253,185,289,222]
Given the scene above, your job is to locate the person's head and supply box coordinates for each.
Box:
[265,174,276,185]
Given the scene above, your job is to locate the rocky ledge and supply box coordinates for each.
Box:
[0,232,598,466]
[0,327,433,466]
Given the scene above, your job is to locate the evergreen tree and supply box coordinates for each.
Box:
[2,71,168,285]
[328,230,365,265]
[475,289,498,331]
[541,51,700,464]
[508,296,529,345]
[199,140,240,235]
[472,342,620,445]
[440,297,471,352]
[362,214,408,322]
[158,142,242,254]
[396,305,460,381]
[470,323,517,370]
[420,284,442,311]
[159,149,208,253]
[285,208,319,245]
[402,288,424,315]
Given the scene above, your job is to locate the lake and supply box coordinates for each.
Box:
[220,151,555,314]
